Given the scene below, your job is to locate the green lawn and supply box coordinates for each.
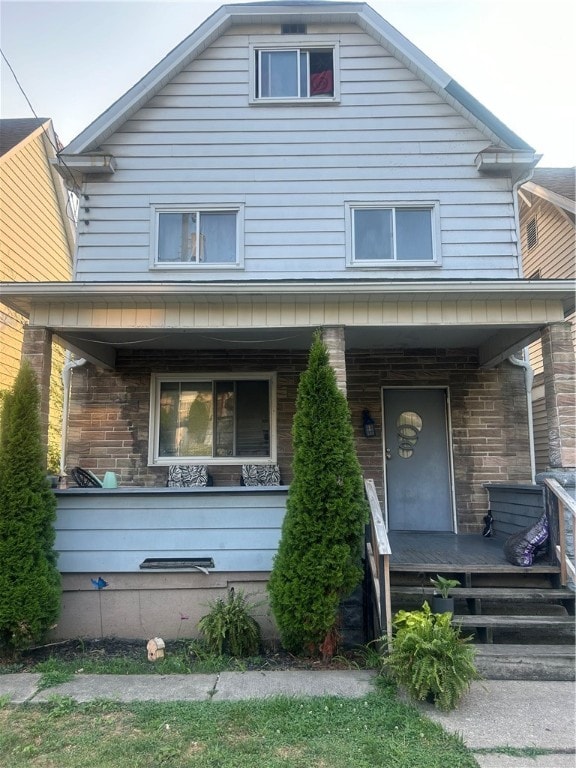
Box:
[0,687,478,768]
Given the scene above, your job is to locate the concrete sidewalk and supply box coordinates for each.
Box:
[0,672,574,768]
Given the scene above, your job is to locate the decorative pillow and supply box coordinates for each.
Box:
[167,465,210,487]
[241,464,281,487]
[503,513,549,567]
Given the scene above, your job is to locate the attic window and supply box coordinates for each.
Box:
[526,217,538,250]
[256,48,334,98]
[281,24,306,34]
[250,37,339,103]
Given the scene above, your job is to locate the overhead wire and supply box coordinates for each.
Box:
[1,46,82,203]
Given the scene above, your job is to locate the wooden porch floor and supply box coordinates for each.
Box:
[387,532,560,574]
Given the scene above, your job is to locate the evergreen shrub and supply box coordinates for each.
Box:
[268,332,368,657]
[0,361,61,654]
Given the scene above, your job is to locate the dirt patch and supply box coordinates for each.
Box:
[2,637,367,672]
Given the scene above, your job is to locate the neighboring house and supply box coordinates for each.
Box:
[1,3,574,643]
[518,168,576,474]
[0,118,75,470]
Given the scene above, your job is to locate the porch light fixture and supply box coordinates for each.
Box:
[362,409,376,438]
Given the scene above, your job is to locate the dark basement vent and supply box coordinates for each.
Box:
[140,558,215,570]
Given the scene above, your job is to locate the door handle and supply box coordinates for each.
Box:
[385,448,392,460]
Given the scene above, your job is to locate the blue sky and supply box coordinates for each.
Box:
[1,0,574,166]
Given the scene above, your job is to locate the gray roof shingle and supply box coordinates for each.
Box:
[531,168,575,202]
[0,117,48,157]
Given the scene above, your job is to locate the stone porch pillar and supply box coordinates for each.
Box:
[320,325,366,643]
[541,322,576,471]
[21,326,53,456]
[321,325,347,396]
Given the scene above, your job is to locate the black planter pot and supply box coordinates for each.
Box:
[431,596,454,614]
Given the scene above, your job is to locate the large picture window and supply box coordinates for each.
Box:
[150,375,275,464]
[348,204,439,265]
[153,208,239,266]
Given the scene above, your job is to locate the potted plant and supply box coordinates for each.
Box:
[385,602,480,711]
[430,574,460,614]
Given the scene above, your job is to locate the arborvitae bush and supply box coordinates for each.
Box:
[268,333,368,657]
[0,361,61,654]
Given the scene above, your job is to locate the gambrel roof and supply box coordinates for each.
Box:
[62,1,533,158]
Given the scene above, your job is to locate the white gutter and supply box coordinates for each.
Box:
[1,278,574,298]
[508,352,536,483]
[60,355,87,478]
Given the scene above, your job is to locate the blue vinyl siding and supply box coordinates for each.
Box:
[54,486,288,572]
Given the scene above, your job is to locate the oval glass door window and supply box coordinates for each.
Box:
[396,411,422,458]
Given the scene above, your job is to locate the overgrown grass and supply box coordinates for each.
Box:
[0,688,479,767]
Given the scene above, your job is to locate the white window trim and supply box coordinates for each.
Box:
[249,35,340,105]
[345,201,442,268]
[148,372,277,466]
[149,204,244,270]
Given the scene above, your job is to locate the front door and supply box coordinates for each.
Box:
[383,388,454,532]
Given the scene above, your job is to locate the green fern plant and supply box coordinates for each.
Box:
[385,601,480,711]
[197,588,261,657]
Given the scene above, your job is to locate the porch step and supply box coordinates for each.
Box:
[391,586,574,601]
[391,585,575,611]
[454,614,575,645]
[455,615,574,630]
[390,562,560,574]
[473,644,575,681]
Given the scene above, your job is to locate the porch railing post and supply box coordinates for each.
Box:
[543,478,576,589]
[364,479,393,649]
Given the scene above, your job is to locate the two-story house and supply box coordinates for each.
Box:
[1,3,573,643]
[0,117,75,473]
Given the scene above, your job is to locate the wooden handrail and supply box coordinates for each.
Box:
[364,479,393,648]
[543,478,576,587]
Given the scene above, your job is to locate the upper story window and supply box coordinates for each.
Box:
[149,374,276,466]
[347,203,441,266]
[151,206,243,268]
[250,37,339,103]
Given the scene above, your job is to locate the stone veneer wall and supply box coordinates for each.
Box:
[65,346,531,531]
[346,348,531,533]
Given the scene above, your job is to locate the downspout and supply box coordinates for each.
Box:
[511,161,538,277]
[508,353,536,483]
[508,160,539,483]
[60,354,87,478]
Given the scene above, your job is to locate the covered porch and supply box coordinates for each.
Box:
[1,278,574,650]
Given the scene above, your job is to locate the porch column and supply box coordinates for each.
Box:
[21,326,52,455]
[541,322,576,471]
[321,325,347,396]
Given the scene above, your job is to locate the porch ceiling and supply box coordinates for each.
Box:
[2,279,573,370]
[54,322,534,353]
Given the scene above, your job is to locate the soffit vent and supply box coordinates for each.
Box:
[281,23,306,34]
